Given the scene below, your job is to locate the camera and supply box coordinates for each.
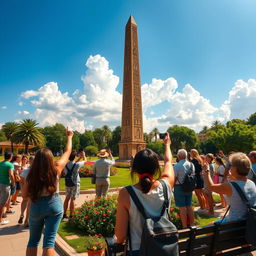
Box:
[159,133,167,139]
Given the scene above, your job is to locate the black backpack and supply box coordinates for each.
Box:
[65,163,77,187]
[231,182,256,246]
[177,163,196,193]
[126,180,179,256]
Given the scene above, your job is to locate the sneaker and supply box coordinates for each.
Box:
[62,214,68,219]
[6,210,15,214]
[0,220,10,225]
[18,216,24,224]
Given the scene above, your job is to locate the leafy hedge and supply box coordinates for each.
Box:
[71,196,117,237]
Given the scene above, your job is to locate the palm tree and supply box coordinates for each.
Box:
[13,119,45,153]
[101,125,112,145]
[151,128,159,142]
[2,122,19,152]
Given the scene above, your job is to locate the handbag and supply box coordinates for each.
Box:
[91,174,96,184]
[230,182,256,246]
[14,172,21,182]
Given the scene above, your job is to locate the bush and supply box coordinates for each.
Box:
[114,161,130,168]
[85,145,98,156]
[71,196,117,237]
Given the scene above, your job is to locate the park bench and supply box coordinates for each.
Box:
[105,220,256,256]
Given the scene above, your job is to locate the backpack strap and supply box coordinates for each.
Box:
[66,163,76,177]
[126,186,150,219]
[176,162,193,185]
[230,181,250,208]
[159,179,169,215]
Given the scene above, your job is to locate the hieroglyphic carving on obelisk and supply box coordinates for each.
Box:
[119,16,146,159]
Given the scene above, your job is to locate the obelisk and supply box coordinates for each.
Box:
[119,16,146,159]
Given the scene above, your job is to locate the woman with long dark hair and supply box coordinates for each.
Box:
[22,129,73,256]
[115,132,175,255]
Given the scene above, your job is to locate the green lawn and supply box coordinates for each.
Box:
[59,167,134,191]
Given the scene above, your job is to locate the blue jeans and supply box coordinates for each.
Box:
[27,193,63,248]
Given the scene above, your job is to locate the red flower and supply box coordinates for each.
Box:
[103,213,106,216]
[84,216,88,218]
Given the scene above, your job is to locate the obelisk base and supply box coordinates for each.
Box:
[119,142,147,160]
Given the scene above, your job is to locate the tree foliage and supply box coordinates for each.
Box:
[13,119,45,153]
[167,125,198,154]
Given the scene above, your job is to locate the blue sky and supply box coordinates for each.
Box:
[1,0,256,132]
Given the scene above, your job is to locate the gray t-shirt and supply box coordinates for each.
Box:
[64,161,85,184]
[93,158,115,178]
[225,180,256,222]
[174,159,195,185]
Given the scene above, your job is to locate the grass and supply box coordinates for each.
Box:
[58,221,88,253]
[59,167,134,191]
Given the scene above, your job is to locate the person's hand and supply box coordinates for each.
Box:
[66,128,73,138]
[163,132,171,146]
[107,149,112,155]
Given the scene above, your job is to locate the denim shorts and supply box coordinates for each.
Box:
[174,185,192,207]
[27,193,63,248]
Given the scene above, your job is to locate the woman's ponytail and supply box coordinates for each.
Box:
[140,177,153,193]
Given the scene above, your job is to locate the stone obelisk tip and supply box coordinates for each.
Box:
[127,15,137,25]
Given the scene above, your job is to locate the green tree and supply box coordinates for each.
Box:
[85,145,98,156]
[2,122,19,152]
[93,128,107,149]
[13,119,45,153]
[0,130,6,142]
[226,119,246,127]
[80,131,97,149]
[72,131,81,151]
[151,128,159,142]
[147,141,164,155]
[247,112,256,125]
[42,123,66,154]
[109,126,121,156]
[102,125,112,145]
[167,125,199,154]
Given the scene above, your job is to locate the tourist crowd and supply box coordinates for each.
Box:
[0,131,255,255]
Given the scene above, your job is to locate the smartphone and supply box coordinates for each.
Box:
[159,133,167,139]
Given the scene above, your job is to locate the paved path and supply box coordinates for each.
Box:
[0,192,116,256]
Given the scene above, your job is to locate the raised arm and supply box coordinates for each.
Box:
[159,132,175,188]
[55,129,73,176]
[202,162,232,197]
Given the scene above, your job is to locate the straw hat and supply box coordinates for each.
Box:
[97,149,109,158]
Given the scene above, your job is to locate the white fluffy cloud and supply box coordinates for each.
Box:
[220,79,256,121]
[21,55,122,132]
[20,54,256,133]
[18,110,30,116]
[1,106,7,109]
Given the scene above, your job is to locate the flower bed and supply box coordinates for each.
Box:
[70,196,117,237]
